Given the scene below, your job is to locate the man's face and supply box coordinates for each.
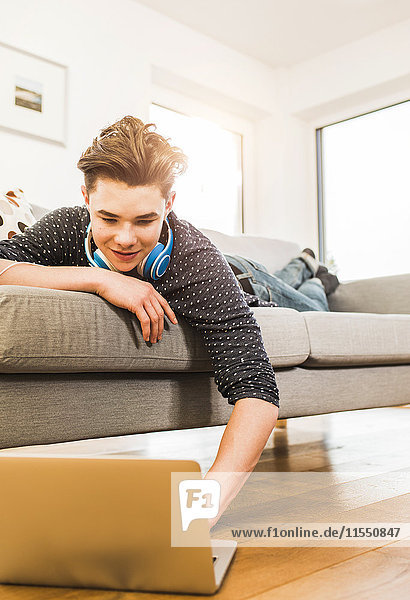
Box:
[82,179,175,272]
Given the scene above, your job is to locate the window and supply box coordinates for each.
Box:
[318,100,410,281]
[149,103,243,235]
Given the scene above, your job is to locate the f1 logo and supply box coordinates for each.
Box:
[179,480,221,531]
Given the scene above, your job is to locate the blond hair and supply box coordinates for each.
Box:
[77,115,188,198]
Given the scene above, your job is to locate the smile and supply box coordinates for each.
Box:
[111,249,140,262]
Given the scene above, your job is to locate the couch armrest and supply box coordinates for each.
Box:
[328,273,410,314]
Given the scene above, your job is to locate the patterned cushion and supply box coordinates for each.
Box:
[0,188,36,241]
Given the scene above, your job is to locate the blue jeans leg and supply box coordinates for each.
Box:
[297,279,329,311]
[273,257,314,288]
[264,275,329,311]
[274,256,329,311]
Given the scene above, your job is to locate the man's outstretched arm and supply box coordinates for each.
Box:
[205,397,279,526]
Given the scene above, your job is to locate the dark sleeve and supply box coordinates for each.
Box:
[242,290,278,308]
[0,206,88,266]
[162,242,280,408]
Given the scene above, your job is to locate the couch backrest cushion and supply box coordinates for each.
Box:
[31,203,49,221]
[201,228,301,273]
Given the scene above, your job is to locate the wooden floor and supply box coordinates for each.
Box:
[1,405,409,599]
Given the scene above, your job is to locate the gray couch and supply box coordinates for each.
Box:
[1,206,409,450]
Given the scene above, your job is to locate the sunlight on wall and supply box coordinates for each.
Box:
[322,101,410,282]
[149,104,242,235]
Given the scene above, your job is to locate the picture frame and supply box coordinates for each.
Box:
[0,42,67,145]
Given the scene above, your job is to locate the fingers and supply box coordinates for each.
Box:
[134,306,151,343]
[143,300,160,343]
[131,282,179,343]
[150,296,165,340]
[156,292,178,325]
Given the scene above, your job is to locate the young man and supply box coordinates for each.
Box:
[0,116,280,522]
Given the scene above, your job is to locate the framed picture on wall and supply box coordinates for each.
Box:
[0,42,67,145]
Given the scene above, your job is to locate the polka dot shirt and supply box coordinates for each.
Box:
[0,206,280,408]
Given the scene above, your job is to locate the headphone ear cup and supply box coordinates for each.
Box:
[153,253,171,278]
[143,242,164,280]
[142,218,173,281]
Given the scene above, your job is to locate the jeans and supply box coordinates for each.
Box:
[224,254,329,312]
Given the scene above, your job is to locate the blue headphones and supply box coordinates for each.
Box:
[84,217,173,281]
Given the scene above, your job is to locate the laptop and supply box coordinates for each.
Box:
[0,456,236,595]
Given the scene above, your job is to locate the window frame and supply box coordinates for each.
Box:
[312,97,410,268]
[151,83,410,266]
[150,84,256,234]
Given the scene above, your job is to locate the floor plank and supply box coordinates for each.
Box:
[249,539,410,600]
[0,547,382,600]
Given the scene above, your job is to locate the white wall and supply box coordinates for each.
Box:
[0,0,281,235]
[1,1,410,248]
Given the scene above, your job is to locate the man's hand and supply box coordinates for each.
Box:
[95,270,178,343]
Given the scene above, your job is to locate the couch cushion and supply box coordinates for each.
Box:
[0,286,309,373]
[328,273,410,315]
[302,311,410,367]
[255,307,309,367]
[200,228,301,274]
